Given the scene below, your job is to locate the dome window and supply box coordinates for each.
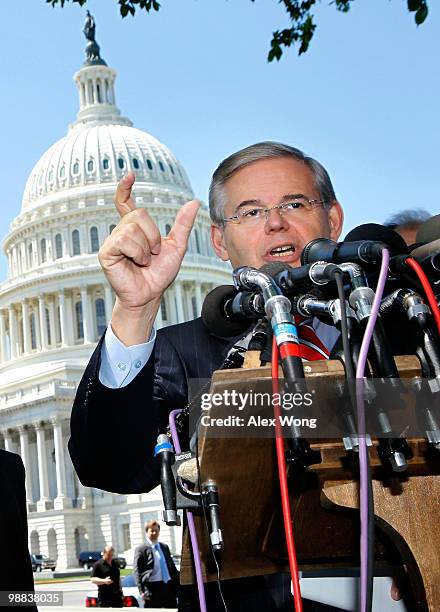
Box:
[55,233,63,259]
[72,230,81,256]
[169,164,175,175]
[161,299,168,322]
[30,313,37,351]
[60,165,65,178]
[40,238,47,263]
[195,229,201,254]
[132,158,140,170]
[102,158,110,170]
[28,243,33,268]
[191,296,198,318]
[75,302,84,340]
[159,161,165,172]
[73,161,80,175]
[109,224,116,235]
[165,224,171,235]
[45,308,52,345]
[87,160,94,172]
[90,226,100,253]
[48,169,54,183]
[146,159,153,170]
[95,299,107,336]
[118,157,125,170]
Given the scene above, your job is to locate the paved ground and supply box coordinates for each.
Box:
[35,579,91,607]
[35,579,178,610]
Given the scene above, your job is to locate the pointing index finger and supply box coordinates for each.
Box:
[115,171,136,217]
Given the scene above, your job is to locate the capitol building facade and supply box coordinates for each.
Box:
[0,25,230,569]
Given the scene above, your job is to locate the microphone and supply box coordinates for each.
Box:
[301,224,407,266]
[389,251,440,279]
[201,285,264,337]
[411,239,440,259]
[261,261,341,294]
[155,434,180,526]
[407,215,440,258]
[203,480,223,550]
[415,213,440,244]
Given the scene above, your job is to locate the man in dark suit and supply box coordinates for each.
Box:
[133,520,179,608]
[69,142,346,611]
[0,449,36,607]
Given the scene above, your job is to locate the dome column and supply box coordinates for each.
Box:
[195,283,203,315]
[18,426,33,505]
[65,293,75,345]
[34,421,51,511]
[104,285,113,324]
[80,224,87,255]
[3,429,15,453]
[33,302,41,349]
[58,291,68,347]
[38,294,49,350]
[81,286,94,343]
[20,243,26,274]
[62,229,69,258]
[185,284,193,319]
[51,417,69,509]
[0,310,7,362]
[8,305,18,359]
[48,298,57,347]
[174,281,185,323]
[22,300,31,354]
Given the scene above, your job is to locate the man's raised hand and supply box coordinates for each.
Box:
[99,172,200,344]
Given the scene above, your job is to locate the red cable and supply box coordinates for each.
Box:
[272,338,303,612]
[406,257,440,335]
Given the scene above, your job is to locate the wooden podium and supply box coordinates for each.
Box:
[180,356,440,611]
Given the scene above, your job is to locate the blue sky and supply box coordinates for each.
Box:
[0,0,438,278]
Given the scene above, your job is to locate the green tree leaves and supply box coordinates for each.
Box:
[46,0,430,61]
[407,0,429,25]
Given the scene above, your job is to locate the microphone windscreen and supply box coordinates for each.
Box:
[416,214,440,244]
[201,285,250,337]
[344,223,408,256]
[411,237,440,258]
[177,458,198,484]
[259,262,290,278]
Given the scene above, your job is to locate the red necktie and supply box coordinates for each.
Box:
[295,316,330,361]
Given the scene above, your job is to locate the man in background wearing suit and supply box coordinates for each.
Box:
[134,520,179,608]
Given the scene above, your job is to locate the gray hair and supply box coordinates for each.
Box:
[208,141,337,226]
[384,208,431,230]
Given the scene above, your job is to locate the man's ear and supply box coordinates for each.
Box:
[211,224,230,261]
[328,201,344,241]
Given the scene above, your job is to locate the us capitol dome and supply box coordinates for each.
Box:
[0,14,230,570]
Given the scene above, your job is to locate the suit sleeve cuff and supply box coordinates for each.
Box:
[99,322,156,388]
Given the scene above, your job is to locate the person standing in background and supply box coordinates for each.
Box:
[133,520,179,608]
[90,546,123,608]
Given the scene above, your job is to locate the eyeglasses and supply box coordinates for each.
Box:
[222,197,326,226]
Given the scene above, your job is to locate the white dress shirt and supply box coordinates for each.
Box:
[99,319,339,389]
[99,323,155,388]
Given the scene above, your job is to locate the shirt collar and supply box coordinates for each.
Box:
[146,537,159,547]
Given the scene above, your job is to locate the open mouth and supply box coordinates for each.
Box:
[269,244,295,257]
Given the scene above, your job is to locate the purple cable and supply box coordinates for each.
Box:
[169,409,207,612]
[355,248,390,612]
